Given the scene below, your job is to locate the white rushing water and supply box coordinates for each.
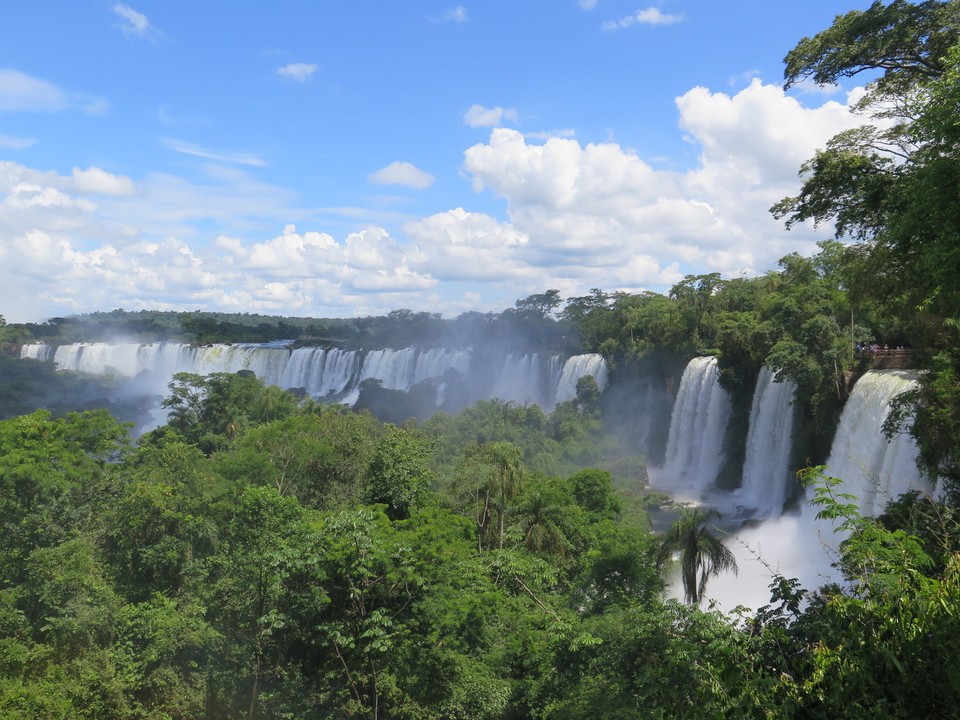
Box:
[706,369,934,611]
[555,353,609,403]
[736,367,798,519]
[23,342,608,416]
[653,356,732,500]
[824,370,928,517]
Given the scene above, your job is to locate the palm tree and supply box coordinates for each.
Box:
[521,489,569,556]
[660,507,738,605]
[474,441,525,550]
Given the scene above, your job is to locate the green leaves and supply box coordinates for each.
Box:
[659,508,738,606]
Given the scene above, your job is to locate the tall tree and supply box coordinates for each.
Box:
[773,0,960,316]
[774,0,960,485]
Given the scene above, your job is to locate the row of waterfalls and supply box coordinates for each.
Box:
[649,356,936,609]
[20,341,609,413]
[651,355,931,520]
[21,343,935,607]
[22,343,930,519]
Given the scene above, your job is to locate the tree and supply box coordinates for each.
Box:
[365,425,434,520]
[514,289,562,319]
[782,0,958,94]
[660,508,737,605]
[774,0,960,316]
[774,0,960,488]
[484,441,525,550]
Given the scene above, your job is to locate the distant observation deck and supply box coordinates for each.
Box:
[858,347,913,370]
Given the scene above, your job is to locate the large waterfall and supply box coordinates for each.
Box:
[22,342,608,416]
[653,356,732,500]
[825,370,930,516]
[706,369,932,611]
[737,367,798,518]
[555,353,609,403]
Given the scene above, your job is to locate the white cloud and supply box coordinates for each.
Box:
[0,133,35,150]
[163,138,267,167]
[112,4,153,38]
[405,208,529,281]
[579,0,598,9]
[453,82,864,291]
[0,69,69,113]
[464,104,519,128]
[0,80,869,323]
[0,161,439,320]
[0,69,109,115]
[276,63,318,82]
[367,161,435,190]
[602,7,684,30]
[524,128,577,140]
[71,167,136,196]
[442,6,468,22]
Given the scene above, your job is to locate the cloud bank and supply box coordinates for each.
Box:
[1,80,864,322]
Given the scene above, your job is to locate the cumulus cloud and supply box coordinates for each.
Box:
[276,63,318,82]
[71,167,136,196]
[455,82,864,290]
[163,138,267,167]
[464,104,519,128]
[405,208,530,281]
[602,7,684,30]
[367,161,435,190]
[0,80,867,323]
[0,161,438,320]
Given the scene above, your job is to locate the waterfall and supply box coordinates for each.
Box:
[279,347,361,397]
[825,370,930,516]
[554,353,609,404]
[20,344,53,361]
[653,356,731,499]
[22,342,603,418]
[737,367,798,518]
[488,353,562,409]
[339,347,473,406]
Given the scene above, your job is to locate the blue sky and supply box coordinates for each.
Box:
[0,1,874,323]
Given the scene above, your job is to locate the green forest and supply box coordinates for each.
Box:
[1,2,960,717]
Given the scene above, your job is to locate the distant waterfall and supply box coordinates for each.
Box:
[279,347,360,397]
[21,342,606,416]
[554,353,609,403]
[654,356,731,498]
[20,344,53,361]
[737,367,798,518]
[825,370,930,516]
[488,353,563,409]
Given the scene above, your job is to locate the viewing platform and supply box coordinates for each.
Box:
[857,347,913,370]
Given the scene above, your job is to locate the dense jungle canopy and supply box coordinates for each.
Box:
[1,2,960,717]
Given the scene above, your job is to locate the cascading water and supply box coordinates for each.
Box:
[22,342,607,418]
[279,347,361,397]
[19,344,53,362]
[488,353,563,409]
[736,367,798,518]
[707,369,931,611]
[555,353,609,404]
[825,370,931,517]
[653,356,731,500]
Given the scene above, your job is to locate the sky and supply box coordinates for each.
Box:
[0,0,877,324]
